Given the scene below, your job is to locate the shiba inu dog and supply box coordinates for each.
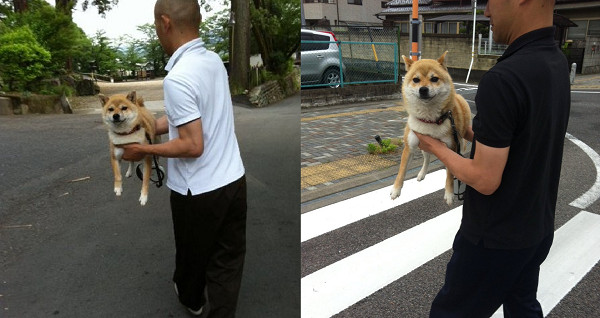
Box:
[390,52,472,205]
[99,91,157,206]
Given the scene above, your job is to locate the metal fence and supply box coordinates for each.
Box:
[301,25,401,88]
[300,40,399,88]
[477,34,508,56]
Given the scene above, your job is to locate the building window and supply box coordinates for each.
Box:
[449,22,458,34]
[568,20,588,39]
[348,0,362,5]
[424,22,434,34]
[588,19,600,36]
[400,22,409,33]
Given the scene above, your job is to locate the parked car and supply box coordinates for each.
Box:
[300,29,345,88]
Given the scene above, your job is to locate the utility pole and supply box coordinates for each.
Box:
[410,0,421,61]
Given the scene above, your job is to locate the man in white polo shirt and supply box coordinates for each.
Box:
[120,0,246,316]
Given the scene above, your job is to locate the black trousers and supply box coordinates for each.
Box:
[170,176,247,318]
[430,231,554,318]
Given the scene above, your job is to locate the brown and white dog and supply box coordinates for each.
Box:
[390,52,472,205]
[99,91,157,206]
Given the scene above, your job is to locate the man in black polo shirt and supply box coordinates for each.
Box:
[414,0,571,316]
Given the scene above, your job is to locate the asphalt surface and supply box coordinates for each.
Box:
[0,94,300,317]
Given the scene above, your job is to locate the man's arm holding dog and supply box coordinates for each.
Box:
[120,118,203,160]
[415,131,508,195]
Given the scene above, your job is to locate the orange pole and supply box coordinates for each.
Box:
[411,0,419,61]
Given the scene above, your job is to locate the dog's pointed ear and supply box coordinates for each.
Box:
[98,94,108,107]
[126,91,137,103]
[402,55,414,70]
[437,51,448,69]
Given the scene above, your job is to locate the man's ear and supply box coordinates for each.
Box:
[159,14,171,32]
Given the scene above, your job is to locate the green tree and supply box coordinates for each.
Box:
[7,0,91,73]
[0,25,51,91]
[55,0,118,17]
[251,0,300,75]
[136,23,168,77]
[83,30,118,75]
[200,8,230,59]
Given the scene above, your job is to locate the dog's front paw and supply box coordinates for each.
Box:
[444,190,454,206]
[114,186,122,196]
[417,171,426,181]
[390,187,402,200]
[139,193,148,206]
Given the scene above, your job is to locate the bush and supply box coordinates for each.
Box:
[0,26,51,91]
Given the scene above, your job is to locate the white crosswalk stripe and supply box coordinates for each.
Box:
[301,176,600,318]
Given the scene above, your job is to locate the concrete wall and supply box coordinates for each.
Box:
[582,36,600,74]
[399,34,498,72]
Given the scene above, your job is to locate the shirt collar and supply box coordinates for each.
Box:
[165,38,205,71]
[497,26,556,63]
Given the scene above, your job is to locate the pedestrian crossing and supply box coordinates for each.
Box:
[301,171,600,318]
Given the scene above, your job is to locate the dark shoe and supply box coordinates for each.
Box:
[174,282,205,316]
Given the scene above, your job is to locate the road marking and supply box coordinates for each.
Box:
[565,133,600,209]
[492,211,600,317]
[301,206,462,318]
[570,90,600,94]
[301,169,447,242]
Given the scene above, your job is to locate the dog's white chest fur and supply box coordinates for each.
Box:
[407,116,453,149]
[108,128,146,145]
[108,128,146,160]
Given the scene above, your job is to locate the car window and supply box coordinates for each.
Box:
[301,32,331,52]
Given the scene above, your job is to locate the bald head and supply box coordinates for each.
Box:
[154,0,202,31]
[154,0,202,55]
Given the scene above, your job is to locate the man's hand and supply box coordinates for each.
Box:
[118,143,147,161]
[413,131,446,153]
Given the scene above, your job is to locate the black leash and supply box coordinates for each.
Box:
[136,134,165,188]
[446,111,466,201]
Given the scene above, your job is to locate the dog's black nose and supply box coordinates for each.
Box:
[113,113,120,121]
[419,87,429,98]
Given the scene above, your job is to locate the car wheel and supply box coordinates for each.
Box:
[322,68,341,88]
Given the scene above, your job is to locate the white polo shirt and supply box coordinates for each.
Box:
[163,38,245,195]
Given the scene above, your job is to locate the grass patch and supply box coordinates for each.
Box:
[367,138,403,154]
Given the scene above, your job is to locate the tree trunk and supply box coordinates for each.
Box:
[229,0,250,93]
[12,0,28,13]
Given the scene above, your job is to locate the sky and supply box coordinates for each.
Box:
[42,0,227,40]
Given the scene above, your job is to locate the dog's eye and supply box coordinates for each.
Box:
[108,107,114,112]
[121,106,128,111]
[431,77,439,82]
[413,78,420,83]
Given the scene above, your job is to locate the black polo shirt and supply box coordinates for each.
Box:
[461,27,571,249]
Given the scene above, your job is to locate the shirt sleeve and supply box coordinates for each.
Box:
[473,71,522,148]
[164,75,201,127]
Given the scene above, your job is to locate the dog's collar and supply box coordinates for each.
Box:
[417,111,451,125]
[114,125,141,136]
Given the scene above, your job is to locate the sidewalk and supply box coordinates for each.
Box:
[301,73,600,206]
[571,73,600,90]
[301,100,432,205]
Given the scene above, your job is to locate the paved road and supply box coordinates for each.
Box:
[301,86,600,317]
[0,94,300,317]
